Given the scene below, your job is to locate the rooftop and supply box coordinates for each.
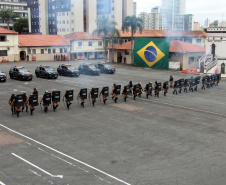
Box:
[19,35,70,47]
[64,32,101,40]
[109,40,206,53]
[0,27,18,35]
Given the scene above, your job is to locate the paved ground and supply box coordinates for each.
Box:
[0,60,226,185]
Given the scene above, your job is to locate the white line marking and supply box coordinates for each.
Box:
[12,153,63,179]
[0,124,130,185]
[140,98,225,117]
[0,181,6,185]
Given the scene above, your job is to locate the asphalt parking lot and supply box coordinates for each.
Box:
[0,60,226,185]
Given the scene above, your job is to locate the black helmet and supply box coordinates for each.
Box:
[12,93,15,96]
[45,90,48,93]
[113,83,116,87]
[34,88,37,90]
[23,93,26,96]
[155,81,157,83]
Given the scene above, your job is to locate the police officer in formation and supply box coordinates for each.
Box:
[8,74,221,117]
[89,88,99,106]
[99,87,108,104]
[154,81,160,98]
[62,90,73,109]
[144,82,152,98]
[169,75,173,88]
[22,93,28,113]
[40,91,51,113]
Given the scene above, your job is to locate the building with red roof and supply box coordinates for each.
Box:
[108,40,206,70]
[0,26,70,62]
[64,32,104,60]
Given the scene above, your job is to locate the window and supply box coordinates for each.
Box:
[60,48,63,53]
[32,49,36,54]
[71,20,74,24]
[41,49,44,54]
[0,50,7,56]
[98,41,102,46]
[48,49,51,53]
[27,49,31,54]
[52,48,56,53]
[64,48,67,53]
[125,50,130,55]
[88,41,92,46]
[72,28,74,32]
[189,57,194,64]
[78,53,82,56]
[78,42,82,46]
[0,36,6,41]
[71,12,74,15]
[196,39,201,43]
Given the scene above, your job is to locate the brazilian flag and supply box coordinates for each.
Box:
[134,38,170,69]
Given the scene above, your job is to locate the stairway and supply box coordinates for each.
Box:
[199,53,218,74]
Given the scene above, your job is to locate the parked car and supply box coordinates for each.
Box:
[78,63,100,75]
[35,65,58,79]
[95,62,115,74]
[57,64,80,77]
[0,70,6,82]
[9,66,32,81]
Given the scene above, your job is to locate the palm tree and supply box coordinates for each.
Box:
[0,9,20,30]
[122,15,143,65]
[92,17,118,62]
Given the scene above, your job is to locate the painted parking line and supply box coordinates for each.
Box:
[0,181,6,185]
[12,153,63,178]
[0,124,131,185]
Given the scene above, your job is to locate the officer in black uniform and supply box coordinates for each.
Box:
[194,76,201,91]
[12,94,24,117]
[184,79,189,93]
[189,76,194,92]
[144,82,152,98]
[89,88,99,106]
[22,93,28,113]
[201,76,206,90]
[28,94,38,115]
[169,75,173,88]
[206,75,210,88]
[77,88,87,108]
[62,90,73,109]
[216,74,221,85]
[173,80,178,95]
[138,83,143,97]
[99,87,108,104]
[154,81,159,97]
[122,85,130,102]
[128,80,133,94]
[40,91,51,113]
[111,84,121,103]
[52,91,60,111]
[178,79,184,94]
[132,83,139,100]
[8,93,16,115]
[163,81,168,96]
[32,88,38,95]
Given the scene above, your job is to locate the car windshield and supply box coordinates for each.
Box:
[88,65,96,70]
[18,68,28,73]
[67,66,76,70]
[103,64,111,68]
[45,67,54,72]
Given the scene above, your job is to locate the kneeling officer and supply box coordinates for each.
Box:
[28,94,38,115]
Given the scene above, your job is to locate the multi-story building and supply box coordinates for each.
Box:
[28,0,133,35]
[209,20,219,28]
[133,2,136,16]
[138,7,162,30]
[204,18,210,27]
[194,22,200,31]
[0,0,28,30]
[161,0,193,31]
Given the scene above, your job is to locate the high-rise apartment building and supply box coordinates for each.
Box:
[28,0,133,35]
[161,0,192,31]
[133,2,136,16]
[0,0,28,30]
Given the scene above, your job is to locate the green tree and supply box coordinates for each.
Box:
[92,17,118,62]
[0,9,20,30]
[13,18,28,34]
[122,15,143,64]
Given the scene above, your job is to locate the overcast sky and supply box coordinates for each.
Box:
[134,0,226,26]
